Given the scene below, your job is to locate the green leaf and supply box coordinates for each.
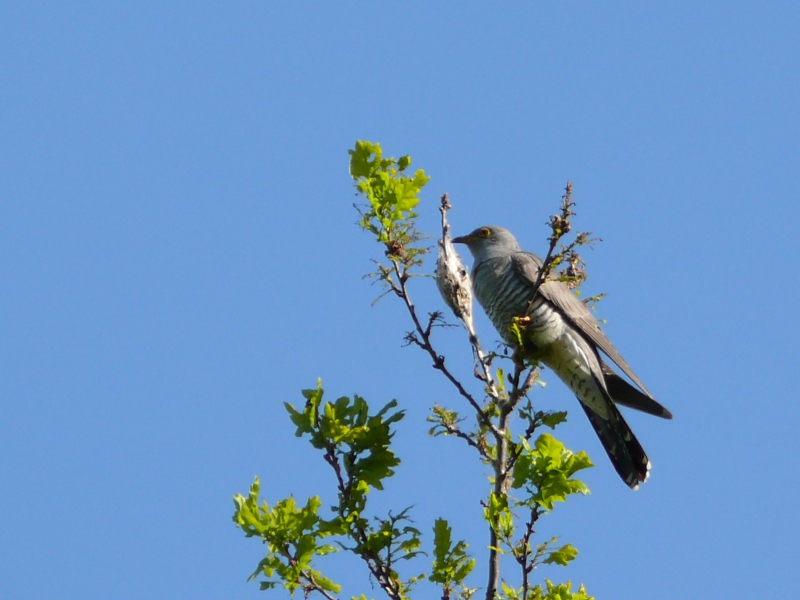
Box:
[496,368,506,393]
[542,543,579,566]
[501,580,523,599]
[430,518,475,587]
[541,411,568,429]
[511,434,593,510]
[483,492,515,541]
[348,140,382,178]
[540,580,594,600]
[321,401,350,442]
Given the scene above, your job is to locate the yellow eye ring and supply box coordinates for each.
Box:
[478,228,491,238]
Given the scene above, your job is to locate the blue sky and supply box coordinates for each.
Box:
[2,3,799,599]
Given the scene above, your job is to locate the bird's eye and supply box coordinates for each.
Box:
[478,228,491,238]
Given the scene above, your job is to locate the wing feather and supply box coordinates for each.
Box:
[510,252,653,397]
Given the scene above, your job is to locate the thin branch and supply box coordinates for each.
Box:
[437,420,489,459]
[517,506,541,600]
[323,444,404,600]
[391,259,501,438]
[301,570,339,600]
[504,364,541,473]
[525,181,574,315]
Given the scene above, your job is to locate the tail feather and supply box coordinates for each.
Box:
[578,399,651,490]
[600,360,673,420]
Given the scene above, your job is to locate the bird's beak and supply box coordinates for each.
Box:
[451,234,474,245]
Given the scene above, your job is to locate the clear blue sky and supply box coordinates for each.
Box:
[2,3,799,599]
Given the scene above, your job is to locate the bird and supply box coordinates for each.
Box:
[452,225,672,489]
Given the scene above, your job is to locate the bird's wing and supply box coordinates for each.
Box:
[600,360,672,419]
[510,252,652,397]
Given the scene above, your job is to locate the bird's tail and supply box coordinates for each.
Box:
[599,360,673,420]
[578,399,651,490]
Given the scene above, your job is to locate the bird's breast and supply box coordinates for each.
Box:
[472,258,565,349]
[543,330,609,418]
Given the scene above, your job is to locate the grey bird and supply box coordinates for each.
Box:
[452,225,672,489]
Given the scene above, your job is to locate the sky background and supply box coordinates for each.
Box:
[2,3,799,599]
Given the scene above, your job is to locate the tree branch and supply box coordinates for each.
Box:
[391,258,501,439]
[301,570,340,600]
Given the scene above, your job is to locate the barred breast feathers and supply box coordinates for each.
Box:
[472,255,563,348]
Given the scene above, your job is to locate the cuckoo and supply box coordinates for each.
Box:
[452,225,671,489]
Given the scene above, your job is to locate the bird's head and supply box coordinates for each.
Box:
[452,225,521,262]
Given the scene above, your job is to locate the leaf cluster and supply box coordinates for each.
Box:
[511,434,593,511]
[430,518,478,600]
[502,580,594,600]
[232,480,340,595]
[235,381,475,600]
[349,140,430,267]
[286,381,403,495]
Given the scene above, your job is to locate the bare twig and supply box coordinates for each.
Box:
[525,181,575,315]
[517,506,541,600]
[391,258,500,438]
[435,419,488,459]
